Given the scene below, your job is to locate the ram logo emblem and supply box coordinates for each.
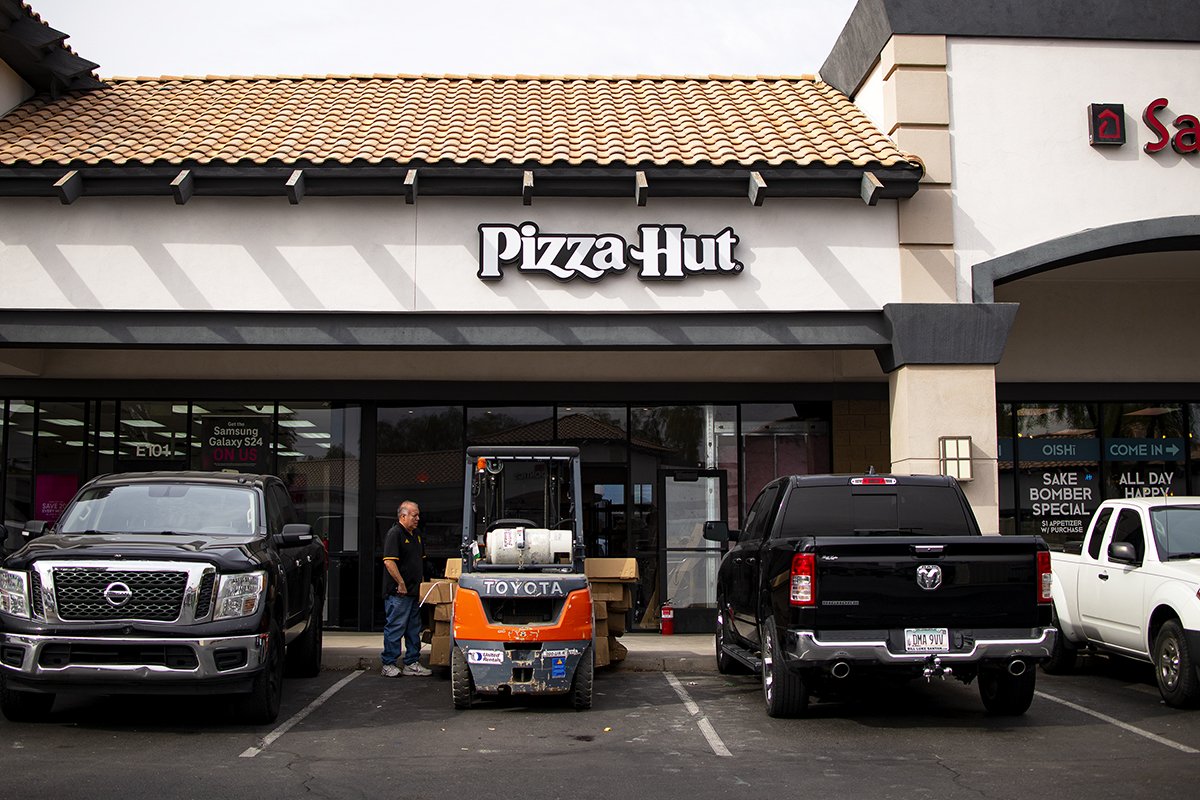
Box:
[916,564,943,591]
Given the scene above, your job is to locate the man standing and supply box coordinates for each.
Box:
[380,500,432,677]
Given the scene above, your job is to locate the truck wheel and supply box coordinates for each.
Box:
[1153,620,1200,708]
[238,625,284,724]
[451,645,474,710]
[0,677,54,722]
[570,647,594,711]
[760,615,808,718]
[285,590,325,679]
[1040,611,1077,675]
[979,662,1036,715]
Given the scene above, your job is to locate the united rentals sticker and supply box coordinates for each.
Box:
[477,221,742,282]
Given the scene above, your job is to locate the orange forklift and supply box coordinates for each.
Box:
[450,445,594,710]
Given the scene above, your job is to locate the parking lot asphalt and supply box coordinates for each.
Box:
[322,630,717,673]
[3,643,1198,800]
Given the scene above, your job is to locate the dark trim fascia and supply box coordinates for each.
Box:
[0,0,103,95]
[0,378,889,404]
[822,0,1200,97]
[997,383,1200,403]
[0,162,923,202]
[0,304,1019,372]
[972,215,1200,302]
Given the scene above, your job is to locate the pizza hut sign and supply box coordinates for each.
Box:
[477,222,742,282]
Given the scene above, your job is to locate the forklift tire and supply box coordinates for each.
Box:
[571,648,594,711]
[451,645,474,710]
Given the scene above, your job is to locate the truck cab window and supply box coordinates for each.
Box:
[1086,507,1113,560]
[741,484,781,543]
[1111,509,1145,564]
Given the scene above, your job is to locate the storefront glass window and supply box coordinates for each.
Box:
[740,402,830,517]
[1014,403,1101,546]
[3,401,34,536]
[466,406,553,444]
[117,401,190,472]
[1190,404,1200,495]
[557,406,628,558]
[35,401,87,525]
[1102,402,1186,499]
[188,401,274,474]
[95,401,116,476]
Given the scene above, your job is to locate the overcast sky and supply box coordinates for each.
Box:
[30,0,858,79]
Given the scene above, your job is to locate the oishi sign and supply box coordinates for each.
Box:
[477,222,742,282]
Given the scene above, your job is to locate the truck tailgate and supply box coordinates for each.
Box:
[810,536,1044,630]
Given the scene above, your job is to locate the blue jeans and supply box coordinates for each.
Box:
[381,594,422,667]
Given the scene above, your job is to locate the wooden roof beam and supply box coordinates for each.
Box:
[404,169,418,204]
[286,169,305,204]
[54,170,81,204]
[860,171,883,205]
[522,170,534,206]
[170,169,193,204]
[635,171,648,206]
[749,171,767,206]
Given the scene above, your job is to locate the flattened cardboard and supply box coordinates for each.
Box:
[584,557,639,581]
[592,600,608,620]
[588,581,625,602]
[419,579,456,605]
[594,635,610,667]
[430,635,451,666]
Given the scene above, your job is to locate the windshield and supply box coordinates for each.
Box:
[1149,505,1200,560]
[470,457,574,541]
[58,483,259,536]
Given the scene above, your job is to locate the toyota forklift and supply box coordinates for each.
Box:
[450,445,594,710]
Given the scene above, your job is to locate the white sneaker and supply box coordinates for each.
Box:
[380,663,401,677]
[401,662,432,676]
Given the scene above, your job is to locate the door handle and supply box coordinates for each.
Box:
[1098,573,1109,581]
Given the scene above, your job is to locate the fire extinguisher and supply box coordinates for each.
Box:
[661,601,674,636]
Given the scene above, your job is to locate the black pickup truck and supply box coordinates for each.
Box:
[708,473,1055,717]
[0,471,325,723]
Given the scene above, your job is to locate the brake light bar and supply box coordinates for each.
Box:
[850,477,897,485]
[1037,551,1053,604]
[790,553,815,606]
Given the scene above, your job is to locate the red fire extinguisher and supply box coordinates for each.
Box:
[661,601,674,636]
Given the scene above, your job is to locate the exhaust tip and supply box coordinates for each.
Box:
[1007,659,1027,676]
[830,661,851,679]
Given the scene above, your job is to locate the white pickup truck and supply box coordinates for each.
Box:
[1046,497,1200,708]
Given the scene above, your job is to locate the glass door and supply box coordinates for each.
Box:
[657,468,727,634]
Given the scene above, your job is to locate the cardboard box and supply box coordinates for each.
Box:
[430,635,451,667]
[594,635,610,667]
[588,581,626,602]
[594,617,608,638]
[419,579,456,605]
[585,557,639,581]
[607,609,626,636]
[592,600,608,620]
[434,603,453,622]
[434,619,451,638]
[607,585,634,613]
[610,638,627,662]
[444,558,463,580]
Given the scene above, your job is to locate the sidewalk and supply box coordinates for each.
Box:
[322,631,716,673]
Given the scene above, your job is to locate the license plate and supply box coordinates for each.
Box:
[904,627,949,653]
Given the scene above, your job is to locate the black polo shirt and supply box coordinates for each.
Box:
[381,523,426,599]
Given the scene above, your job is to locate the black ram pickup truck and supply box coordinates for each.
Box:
[708,473,1055,717]
[0,471,325,724]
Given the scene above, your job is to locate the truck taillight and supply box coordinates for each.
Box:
[1037,551,1053,604]
[790,553,815,606]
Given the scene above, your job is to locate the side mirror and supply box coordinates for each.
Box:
[702,521,737,543]
[22,520,47,539]
[275,523,314,547]
[1108,541,1138,564]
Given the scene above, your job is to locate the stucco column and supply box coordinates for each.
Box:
[888,363,1000,533]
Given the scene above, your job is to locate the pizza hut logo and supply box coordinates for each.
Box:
[1088,103,1126,146]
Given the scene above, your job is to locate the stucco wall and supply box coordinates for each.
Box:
[947,39,1200,289]
[0,59,31,118]
[0,196,903,313]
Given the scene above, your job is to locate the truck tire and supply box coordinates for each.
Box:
[979,662,1036,715]
[238,625,284,724]
[1153,620,1200,708]
[451,645,474,710]
[570,647,594,711]
[1040,611,1078,675]
[0,677,54,722]
[285,589,325,679]
[760,615,808,718]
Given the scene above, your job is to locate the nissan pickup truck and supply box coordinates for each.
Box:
[0,471,326,723]
[707,473,1055,717]
[1045,497,1200,708]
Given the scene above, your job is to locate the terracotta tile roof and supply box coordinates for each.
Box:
[0,74,916,169]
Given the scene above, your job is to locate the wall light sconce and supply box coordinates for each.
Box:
[939,436,973,482]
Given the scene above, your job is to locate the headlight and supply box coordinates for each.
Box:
[0,568,30,619]
[214,571,266,620]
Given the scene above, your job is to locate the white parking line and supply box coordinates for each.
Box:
[1035,690,1199,754]
[664,672,732,757]
[240,670,365,758]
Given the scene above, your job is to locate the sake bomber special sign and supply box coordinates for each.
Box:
[477,222,743,282]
